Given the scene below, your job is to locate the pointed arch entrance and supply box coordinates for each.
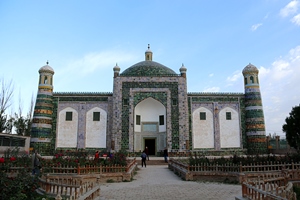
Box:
[134,97,166,155]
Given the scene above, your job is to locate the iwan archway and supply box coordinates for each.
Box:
[134,97,166,154]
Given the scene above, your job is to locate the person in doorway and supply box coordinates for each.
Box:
[144,146,149,160]
[164,147,168,163]
[141,151,147,167]
[32,149,42,175]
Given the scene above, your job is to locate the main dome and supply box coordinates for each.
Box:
[120,45,177,77]
[120,60,177,76]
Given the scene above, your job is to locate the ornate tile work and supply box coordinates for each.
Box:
[121,82,179,150]
[188,93,246,151]
[120,61,178,76]
[133,92,167,107]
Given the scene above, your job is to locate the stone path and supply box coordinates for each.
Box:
[99,165,242,200]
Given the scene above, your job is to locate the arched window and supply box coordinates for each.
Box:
[250,76,254,83]
[44,76,48,84]
[244,77,248,85]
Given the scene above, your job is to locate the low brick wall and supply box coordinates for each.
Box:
[191,171,240,183]
[98,160,138,183]
[168,161,240,182]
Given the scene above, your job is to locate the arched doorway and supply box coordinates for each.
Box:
[144,138,156,155]
[134,97,166,154]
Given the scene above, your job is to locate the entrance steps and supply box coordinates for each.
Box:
[130,157,168,165]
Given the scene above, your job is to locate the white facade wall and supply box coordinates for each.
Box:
[134,97,166,132]
[57,107,78,148]
[192,107,214,148]
[219,107,240,148]
[85,107,107,148]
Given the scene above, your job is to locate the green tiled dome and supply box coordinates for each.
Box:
[120,61,177,76]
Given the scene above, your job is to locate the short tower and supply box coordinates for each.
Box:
[242,63,267,154]
[145,44,153,61]
[30,62,55,153]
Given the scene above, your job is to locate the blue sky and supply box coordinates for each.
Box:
[0,0,300,137]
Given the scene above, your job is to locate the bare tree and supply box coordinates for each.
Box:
[25,93,35,136]
[13,92,36,136]
[0,78,14,133]
[14,92,25,135]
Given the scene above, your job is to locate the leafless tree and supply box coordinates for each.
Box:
[0,78,14,133]
[25,93,35,136]
[14,91,35,136]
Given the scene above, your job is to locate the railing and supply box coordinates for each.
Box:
[189,162,240,172]
[169,159,300,174]
[38,175,100,200]
[241,173,296,200]
[43,158,136,175]
[38,175,81,198]
[169,159,300,200]
[241,162,300,172]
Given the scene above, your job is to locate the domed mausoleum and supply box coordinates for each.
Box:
[30,46,267,155]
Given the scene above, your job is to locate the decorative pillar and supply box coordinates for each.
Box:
[30,62,55,154]
[242,63,267,154]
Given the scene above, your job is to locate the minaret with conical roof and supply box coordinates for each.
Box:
[242,63,267,154]
[30,61,55,153]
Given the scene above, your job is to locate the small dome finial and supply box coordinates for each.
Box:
[145,44,153,61]
[46,60,49,65]
[113,63,120,71]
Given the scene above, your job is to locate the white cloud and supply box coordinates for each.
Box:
[257,66,270,78]
[203,87,220,92]
[251,23,262,31]
[280,0,299,17]
[264,13,270,19]
[209,73,214,77]
[289,45,300,60]
[58,50,137,76]
[271,59,293,80]
[291,13,300,25]
[53,49,139,92]
[259,45,300,136]
[226,70,242,82]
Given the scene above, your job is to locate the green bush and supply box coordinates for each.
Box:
[0,169,39,200]
[188,153,300,166]
[294,185,300,200]
[106,150,127,166]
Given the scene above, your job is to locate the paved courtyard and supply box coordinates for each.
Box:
[99,165,242,200]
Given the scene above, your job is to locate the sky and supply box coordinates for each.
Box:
[0,0,300,137]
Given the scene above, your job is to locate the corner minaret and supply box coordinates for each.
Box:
[113,63,120,78]
[242,63,267,154]
[145,44,153,61]
[30,61,55,153]
[180,63,187,78]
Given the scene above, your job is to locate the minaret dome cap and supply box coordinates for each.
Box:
[39,61,54,74]
[113,63,120,71]
[180,63,187,73]
[242,63,258,74]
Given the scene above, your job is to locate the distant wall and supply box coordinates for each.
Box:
[0,133,30,156]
